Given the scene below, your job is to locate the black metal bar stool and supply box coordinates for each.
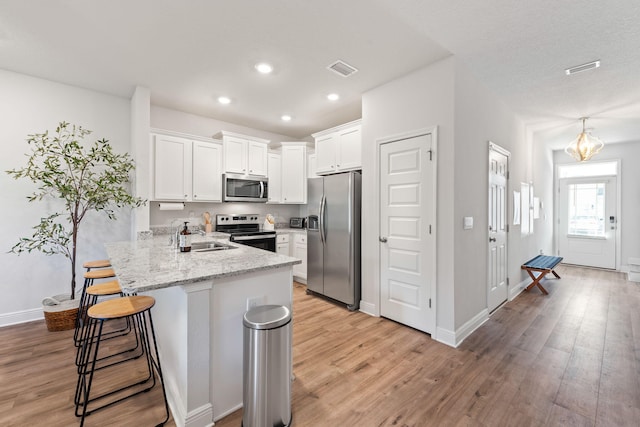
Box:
[74,280,138,369]
[74,268,117,346]
[75,295,169,427]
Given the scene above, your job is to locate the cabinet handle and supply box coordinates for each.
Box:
[184,194,188,199]
[337,164,340,167]
[194,194,197,198]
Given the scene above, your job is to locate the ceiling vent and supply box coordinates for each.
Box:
[327,60,358,77]
[565,60,600,76]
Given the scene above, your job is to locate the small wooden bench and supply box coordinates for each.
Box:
[521,255,563,295]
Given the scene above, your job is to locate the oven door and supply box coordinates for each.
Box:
[230,234,276,252]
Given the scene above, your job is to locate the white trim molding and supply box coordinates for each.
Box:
[0,308,43,328]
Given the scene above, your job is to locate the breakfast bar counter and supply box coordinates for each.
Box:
[105,235,300,427]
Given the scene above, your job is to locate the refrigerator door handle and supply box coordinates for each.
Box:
[319,195,326,245]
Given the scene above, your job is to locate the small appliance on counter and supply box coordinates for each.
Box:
[289,217,306,229]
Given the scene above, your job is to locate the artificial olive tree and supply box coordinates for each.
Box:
[7,121,145,299]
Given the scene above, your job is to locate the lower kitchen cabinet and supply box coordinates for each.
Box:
[276,233,289,255]
[292,233,307,282]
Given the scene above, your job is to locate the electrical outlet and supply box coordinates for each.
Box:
[246,296,264,311]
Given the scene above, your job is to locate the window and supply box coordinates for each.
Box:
[567,182,605,237]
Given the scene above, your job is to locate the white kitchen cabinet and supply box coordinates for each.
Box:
[281,143,307,204]
[215,131,270,177]
[292,233,307,281]
[152,132,222,202]
[276,233,290,255]
[312,119,362,175]
[307,153,317,178]
[153,134,192,201]
[267,153,282,203]
[193,141,223,202]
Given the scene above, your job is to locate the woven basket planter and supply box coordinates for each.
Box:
[42,294,79,332]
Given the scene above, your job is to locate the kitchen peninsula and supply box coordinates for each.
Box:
[105,234,300,427]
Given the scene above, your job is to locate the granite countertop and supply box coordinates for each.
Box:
[105,234,301,294]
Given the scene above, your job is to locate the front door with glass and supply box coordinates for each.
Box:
[558,177,617,269]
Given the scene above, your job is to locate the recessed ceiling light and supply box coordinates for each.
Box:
[217,96,231,105]
[327,93,340,101]
[281,115,292,122]
[255,62,273,74]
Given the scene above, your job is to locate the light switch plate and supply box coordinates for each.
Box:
[463,216,474,230]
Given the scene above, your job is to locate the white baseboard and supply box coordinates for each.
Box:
[435,327,456,347]
[435,309,489,348]
[186,403,214,427]
[509,277,530,301]
[0,308,43,328]
[358,300,377,317]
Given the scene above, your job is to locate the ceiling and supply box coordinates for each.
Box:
[1,1,639,146]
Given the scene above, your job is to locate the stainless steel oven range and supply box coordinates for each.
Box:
[215,214,276,252]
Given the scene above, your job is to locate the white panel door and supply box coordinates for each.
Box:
[380,133,435,333]
[488,144,509,312]
[558,177,617,269]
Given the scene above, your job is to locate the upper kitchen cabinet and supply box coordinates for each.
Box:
[214,131,270,177]
[152,131,222,202]
[281,142,308,204]
[192,141,223,201]
[312,119,362,175]
[267,152,282,203]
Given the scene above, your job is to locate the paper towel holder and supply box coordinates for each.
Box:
[158,202,185,211]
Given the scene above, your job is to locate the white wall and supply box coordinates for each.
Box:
[362,57,456,332]
[553,141,640,271]
[0,69,131,325]
[452,62,530,329]
[151,105,297,143]
[362,57,534,344]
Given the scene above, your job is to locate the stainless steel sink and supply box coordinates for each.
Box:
[191,241,237,252]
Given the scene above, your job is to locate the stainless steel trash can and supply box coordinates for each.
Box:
[243,305,292,427]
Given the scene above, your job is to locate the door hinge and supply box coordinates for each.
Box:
[557,249,560,256]
[428,149,433,161]
[507,277,510,286]
[429,298,431,308]
[506,171,510,180]
[506,224,509,233]
[429,224,432,234]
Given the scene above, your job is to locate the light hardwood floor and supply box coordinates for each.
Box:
[2,265,639,426]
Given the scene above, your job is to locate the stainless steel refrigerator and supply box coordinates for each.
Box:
[307,171,361,310]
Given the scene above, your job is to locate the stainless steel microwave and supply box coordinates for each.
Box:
[223,174,269,202]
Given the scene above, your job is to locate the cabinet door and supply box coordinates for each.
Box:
[154,134,192,201]
[267,153,282,203]
[224,136,247,174]
[247,141,268,176]
[315,134,336,175]
[276,242,290,255]
[308,154,317,178]
[336,125,361,171]
[292,238,307,279]
[282,146,306,203]
[193,141,222,202]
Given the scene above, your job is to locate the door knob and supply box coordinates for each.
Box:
[379,237,388,243]
[489,237,496,242]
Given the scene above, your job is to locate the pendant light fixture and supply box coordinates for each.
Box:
[565,117,604,162]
